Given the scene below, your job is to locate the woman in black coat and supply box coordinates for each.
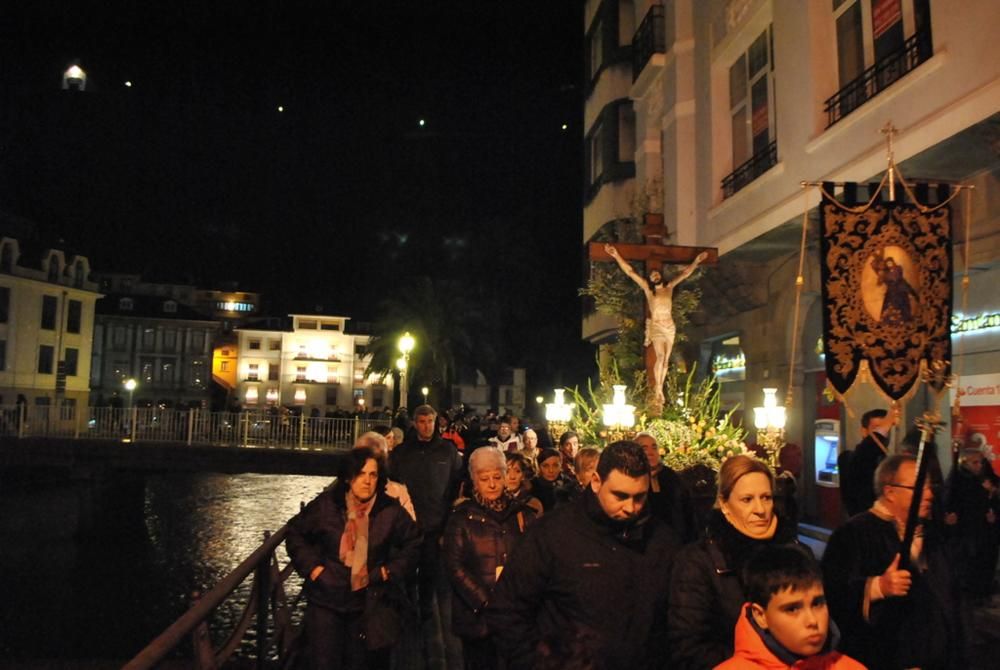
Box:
[667,454,800,670]
[530,448,577,512]
[286,447,421,670]
[444,446,539,670]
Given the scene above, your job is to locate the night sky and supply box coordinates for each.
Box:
[0,1,596,392]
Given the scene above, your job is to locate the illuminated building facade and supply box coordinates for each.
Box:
[0,236,101,415]
[235,314,391,413]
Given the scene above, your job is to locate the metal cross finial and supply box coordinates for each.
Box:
[880,121,899,200]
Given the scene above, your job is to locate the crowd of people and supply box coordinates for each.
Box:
[284,404,998,670]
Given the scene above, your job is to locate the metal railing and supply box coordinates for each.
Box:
[632,2,666,82]
[824,29,932,127]
[721,140,778,199]
[124,525,304,670]
[0,405,390,450]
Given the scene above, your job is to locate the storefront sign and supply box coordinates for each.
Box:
[952,311,1000,334]
[712,352,746,374]
[951,373,1000,477]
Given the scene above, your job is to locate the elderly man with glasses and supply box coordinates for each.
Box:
[822,431,965,670]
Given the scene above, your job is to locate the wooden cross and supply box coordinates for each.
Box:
[587,213,718,391]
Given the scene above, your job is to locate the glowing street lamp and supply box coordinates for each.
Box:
[421,386,429,404]
[397,331,415,409]
[754,388,787,468]
[124,378,137,408]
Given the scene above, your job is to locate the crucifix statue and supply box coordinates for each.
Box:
[588,214,717,409]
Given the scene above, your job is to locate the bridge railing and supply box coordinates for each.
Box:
[0,405,391,450]
[124,525,305,670]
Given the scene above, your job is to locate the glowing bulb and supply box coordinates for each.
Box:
[124,81,132,88]
[418,119,425,127]
[277,105,284,112]
[561,123,568,130]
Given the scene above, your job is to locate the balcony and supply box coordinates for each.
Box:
[824,30,932,128]
[721,140,778,199]
[632,3,666,82]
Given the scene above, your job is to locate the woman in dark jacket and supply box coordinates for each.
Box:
[530,448,577,512]
[667,454,800,670]
[444,446,539,669]
[286,446,421,670]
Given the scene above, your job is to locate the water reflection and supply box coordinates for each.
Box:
[0,473,331,662]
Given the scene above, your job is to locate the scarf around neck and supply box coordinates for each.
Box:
[340,492,376,591]
[474,489,511,513]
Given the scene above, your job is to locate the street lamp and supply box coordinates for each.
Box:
[754,387,787,468]
[421,386,429,404]
[124,378,137,408]
[397,332,415,408]
[602,384,636,441]
[545,388,574,443]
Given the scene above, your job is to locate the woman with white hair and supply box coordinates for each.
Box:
[355,431,416,522]
[443,447,539,669]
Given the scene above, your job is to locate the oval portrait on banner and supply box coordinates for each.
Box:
[861,245,919,327]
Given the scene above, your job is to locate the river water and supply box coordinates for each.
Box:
[0,472,331,663]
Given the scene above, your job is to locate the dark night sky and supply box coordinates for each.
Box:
[0,1,596,391]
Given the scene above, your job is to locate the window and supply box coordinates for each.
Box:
[163,300,177,313]
[190,360,206,388]
[0,339,6,370]
[112,360,129,383]
[41,295,57,330]
[247,363,260,381]
[372,389,385,408]
[119,297,134,311]
[220,360,230,372]
[299,320,318,330]
[191,331,205,352]
[729,28,774,168]
[828,0,932,126]
[504,389,514,406]
[161,361,175,384]
[249,339,261,350]
[66,300,82,334]
[48,256,60,282]
[722,26,778,198]
[326,387,339,406]
[38,345,54,374]
[113,326,127,348]
[269,339,281,351]
[296,365,307,382]
[0,244,12,272]
[584,0,628,85]
[142,328,155,350]
[163,329,176,351]
[141,357,155,383]
[73,262,85,288]
[0,286,9,323]
[64,348,79,376]
[268,364,279,381]
[584,99,637,200]
[320,322,340,331]
[60,398,76,421]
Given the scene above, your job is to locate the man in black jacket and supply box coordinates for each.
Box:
[843,408,891,517]
[636,431,698,542]
[389,404,464,670]
[486,441,681,670]
[823,450,964,669]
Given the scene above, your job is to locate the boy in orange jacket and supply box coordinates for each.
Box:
[715,545,864,669]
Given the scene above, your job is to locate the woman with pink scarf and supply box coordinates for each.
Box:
[287,446,422,669]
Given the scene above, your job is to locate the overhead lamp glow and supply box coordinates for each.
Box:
[753,388,786,430]
[124,80,133,88]
[602,384,635,429]
[545,388,574,423]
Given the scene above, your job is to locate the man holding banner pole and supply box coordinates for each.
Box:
[822,428,964,669]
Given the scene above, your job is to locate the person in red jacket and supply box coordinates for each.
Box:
[716,544,863,670]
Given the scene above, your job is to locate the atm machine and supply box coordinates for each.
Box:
[814,419,842,527]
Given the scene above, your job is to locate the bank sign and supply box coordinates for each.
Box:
[951,373,1000,477]
[952,311,1000,334]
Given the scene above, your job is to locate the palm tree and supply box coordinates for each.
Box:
[364,276,481,409]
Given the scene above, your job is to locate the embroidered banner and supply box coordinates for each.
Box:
[819,186,952,401]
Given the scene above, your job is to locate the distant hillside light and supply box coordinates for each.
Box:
[278,105,284,112]
[62,63,87,91]
[561,123,568,130]
[124,80,133,88]
[418,119,426,127]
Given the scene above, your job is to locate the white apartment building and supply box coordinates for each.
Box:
[0,237,101,416]
[235,314,391,414]
[583,0,1000,522]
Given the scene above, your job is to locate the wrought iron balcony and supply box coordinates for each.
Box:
[824,30,932,128]
[632,2,666,82]
[721,141,778,199]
